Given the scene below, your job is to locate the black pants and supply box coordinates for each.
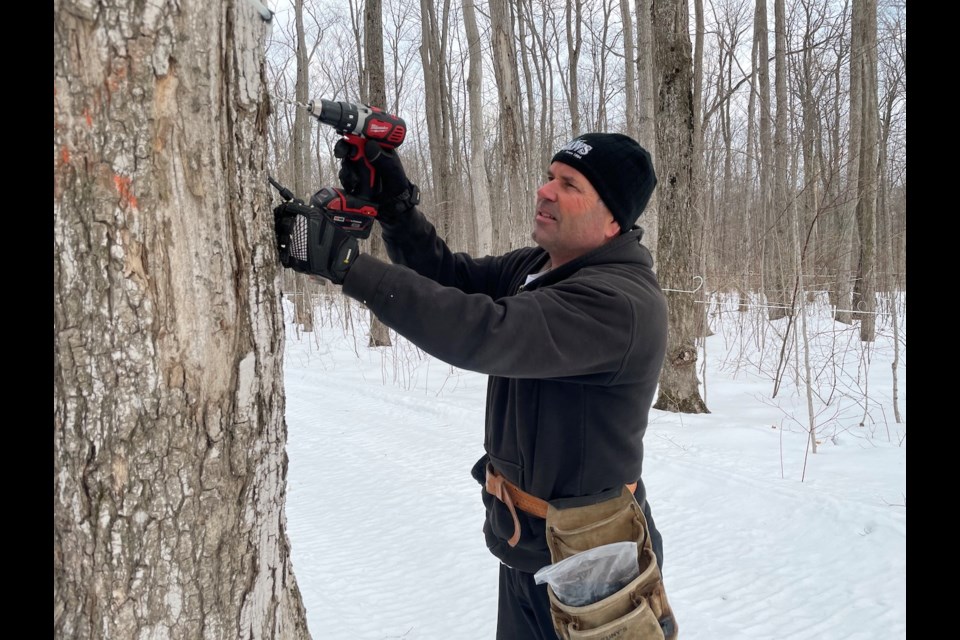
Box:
[496,500,663,639]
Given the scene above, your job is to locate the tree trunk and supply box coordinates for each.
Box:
[515,0,539,196]
[834,0,862,324]
[691,0,711,338]
[743,5,759,310]
[419,0,455,242]
[822,18,847,300]
[755,0,783,320]
[464,0,494,256]
[490,0,528,251]
[518,0,554,185]
[800,0,821,290]
[590,1,615,132]
[565,0,583,137]
[771,0,796,317]
[529,0,557,174]
[635,0,660,264]
[852,0,878,342]
[53,2,310,638]
[364,0,393,347]
[620,0,637,140]
[652,0,709,414]
[293,0,316,333]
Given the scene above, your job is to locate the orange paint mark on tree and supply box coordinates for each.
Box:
[61,147,71,164]
[114,174,139,210]
[84,109,93,127]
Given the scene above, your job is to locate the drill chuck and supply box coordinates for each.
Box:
[309,99,359,133]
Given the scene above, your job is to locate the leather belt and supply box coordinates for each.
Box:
[484,462,637,548]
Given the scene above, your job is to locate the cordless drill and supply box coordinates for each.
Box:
[269,99,408,239]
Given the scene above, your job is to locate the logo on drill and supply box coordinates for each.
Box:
[368,121,392,137]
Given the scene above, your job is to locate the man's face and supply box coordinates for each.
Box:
[531,162,621,268]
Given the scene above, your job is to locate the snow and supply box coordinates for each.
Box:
[283,292,906,639]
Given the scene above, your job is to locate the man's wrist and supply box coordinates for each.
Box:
[378,183,420,224]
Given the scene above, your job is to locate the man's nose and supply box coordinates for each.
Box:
[536,180,557,201]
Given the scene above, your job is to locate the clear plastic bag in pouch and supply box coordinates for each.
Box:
[533,541,640,607]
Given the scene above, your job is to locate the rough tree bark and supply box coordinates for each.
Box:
[652,0,709,414]
[54,1,310,638]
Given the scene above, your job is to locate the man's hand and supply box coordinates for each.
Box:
[274,200,359,284]
[336,139,420,224]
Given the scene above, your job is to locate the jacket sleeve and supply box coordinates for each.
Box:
[377,209,503,295]
[341,254,638,382]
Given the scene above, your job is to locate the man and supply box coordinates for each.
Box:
[275,132,670,639]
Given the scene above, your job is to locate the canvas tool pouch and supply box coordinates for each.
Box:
[544,488,678,640]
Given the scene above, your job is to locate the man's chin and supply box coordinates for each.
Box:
[530,228,548,249]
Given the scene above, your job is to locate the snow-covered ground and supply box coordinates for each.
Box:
[283,292,906,639]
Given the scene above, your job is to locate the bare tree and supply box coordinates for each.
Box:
[690,0,711,338]
[771,0,797,318]
[620,0,637,139]
[798,0,826,290]
[293,0,317,333]
[565,0,584,136]
[517,0,558,177]
[652,0,709,414]
[635,0,660,263]
[742,0,761,310]
[877,0,904,421]
[833,0,861,325]
[584,0,618,132]
[490,0,529,251]
[701,0,752,295]
[851,0,879,341]
[515,0,539,188]
[464,0,494,255]
[420,0,457,242]
[54,2,310,637]
[754,0,784,321]
[361,0,395,347]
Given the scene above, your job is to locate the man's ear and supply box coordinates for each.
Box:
[605,216,621,240]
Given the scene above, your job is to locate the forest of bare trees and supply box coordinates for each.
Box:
[267,0,905,413]
[267,0,906,322]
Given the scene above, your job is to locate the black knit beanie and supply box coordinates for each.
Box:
[550,133,657,234]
